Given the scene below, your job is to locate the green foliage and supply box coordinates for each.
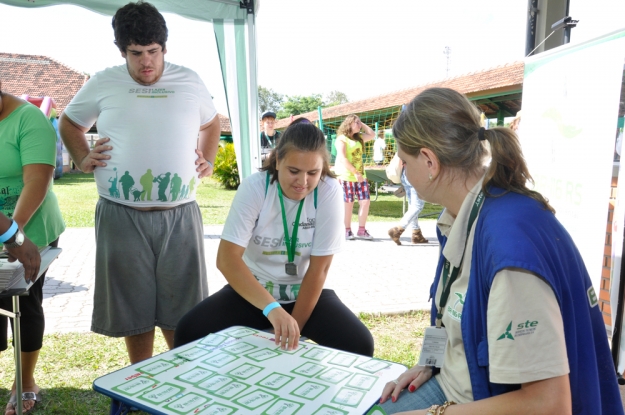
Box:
[277,94,325,119]
[212,142,241,190]
[258,85,284,115]
[325,90,349,106]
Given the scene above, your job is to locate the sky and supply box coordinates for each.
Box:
[1,0,624,115]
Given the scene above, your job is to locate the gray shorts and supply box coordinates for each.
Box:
[92,198,208,337]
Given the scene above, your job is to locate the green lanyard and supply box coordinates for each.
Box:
[436,191,485,328]
[277,184,304,275]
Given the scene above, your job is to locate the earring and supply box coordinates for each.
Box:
[428,173,433,181]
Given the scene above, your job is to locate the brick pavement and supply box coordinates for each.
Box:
[41,221,439,334]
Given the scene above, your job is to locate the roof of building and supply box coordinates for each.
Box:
[218,113,231,133]
[276,61,524,128]
[0,52,88,113]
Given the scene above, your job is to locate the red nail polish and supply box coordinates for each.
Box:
[409,385,416,392]
[391,396,396,403]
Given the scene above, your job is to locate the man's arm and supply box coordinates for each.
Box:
[59,114,112,173]
[0,214,40,283]
[195,116,221,178]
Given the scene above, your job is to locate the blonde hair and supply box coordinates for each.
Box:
[393,88,554,213]
[336,114,364,150]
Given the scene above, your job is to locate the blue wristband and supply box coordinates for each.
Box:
[0,220,18,244]
[263,302,281,317]
[206,160,213,168]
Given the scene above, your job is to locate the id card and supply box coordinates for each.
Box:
[417,327,448,368]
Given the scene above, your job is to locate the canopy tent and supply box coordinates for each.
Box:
[0,0,261,179]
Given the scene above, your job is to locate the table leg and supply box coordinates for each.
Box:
[13,295,22,415]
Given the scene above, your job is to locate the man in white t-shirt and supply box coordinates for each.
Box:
[59,1,220,364]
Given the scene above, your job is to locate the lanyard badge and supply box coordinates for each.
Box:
[420,191,485,367]
[277,185,304,276]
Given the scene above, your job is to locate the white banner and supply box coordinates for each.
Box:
[521,28,625,292]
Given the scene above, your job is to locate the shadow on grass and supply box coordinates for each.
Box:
[0,387,120,415]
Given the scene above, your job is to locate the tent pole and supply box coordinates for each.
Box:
[246,6,260,172]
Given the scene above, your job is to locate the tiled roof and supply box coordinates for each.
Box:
[218,113,231,133]
[0,52,87,113]
[276,61,524,128]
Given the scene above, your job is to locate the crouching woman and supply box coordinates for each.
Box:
[174,119,374,356]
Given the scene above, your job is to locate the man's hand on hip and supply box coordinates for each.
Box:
[195,149,214,178]
[79,137,112,173]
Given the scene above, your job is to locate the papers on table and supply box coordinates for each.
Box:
[0,247,59,293]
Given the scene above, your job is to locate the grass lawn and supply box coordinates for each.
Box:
[0,312,430,414]
[53,172,441,227]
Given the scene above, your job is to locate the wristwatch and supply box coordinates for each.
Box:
[4,228,25,249]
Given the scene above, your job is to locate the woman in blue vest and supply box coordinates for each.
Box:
[379,87,622,414]
[174,119,373,356]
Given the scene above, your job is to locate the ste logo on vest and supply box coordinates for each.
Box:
[446,292,465,322]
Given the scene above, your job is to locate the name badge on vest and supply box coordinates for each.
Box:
[417,327,448,368]
[285,262,298,276]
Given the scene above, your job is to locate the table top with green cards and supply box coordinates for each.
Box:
[93,326,406,415]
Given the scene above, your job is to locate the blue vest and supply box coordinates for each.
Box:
[430,189,623,414]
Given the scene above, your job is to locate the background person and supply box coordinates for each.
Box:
[260,110,281,162]
[174,120,374,356]
[334,114,375,240]
[373,130,387,165]
[59,1,220,365]
[387,168,428,245]
[0,83,65,415]
[379,87,622,414]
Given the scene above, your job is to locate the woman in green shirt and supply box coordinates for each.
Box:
[0,83,65,415]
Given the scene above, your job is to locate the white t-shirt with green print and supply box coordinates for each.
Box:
[63,62,217,207]
[221,171,344,303]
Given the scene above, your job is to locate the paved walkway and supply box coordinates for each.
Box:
[41,221,440,333]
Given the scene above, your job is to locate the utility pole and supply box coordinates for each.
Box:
[443,46,451,78]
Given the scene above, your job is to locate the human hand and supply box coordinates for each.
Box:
[379,365,433,405]
[5,237,41,283]
[195,149,214,178]
[355,172,365,183]
[267,307,300,351]
[79,137,112,173]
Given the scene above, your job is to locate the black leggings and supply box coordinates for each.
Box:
[0,238,59,352]
[174,285,374,357]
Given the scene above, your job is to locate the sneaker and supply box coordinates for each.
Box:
[356,229,374,240]
[345,229,355,240]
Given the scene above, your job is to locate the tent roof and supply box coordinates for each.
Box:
[0,0,258,21]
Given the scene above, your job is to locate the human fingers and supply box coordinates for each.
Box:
[94,137,111,146]
[379,378,402,404]
[198,165,213,179]
[92,143,113,155]
[280,324,289,350]
[195,149,204,164]
[407,367,433,393]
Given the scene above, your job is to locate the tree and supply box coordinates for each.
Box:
[258,86,284,115]
[277,94,324,119]
[325,90,349,106]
